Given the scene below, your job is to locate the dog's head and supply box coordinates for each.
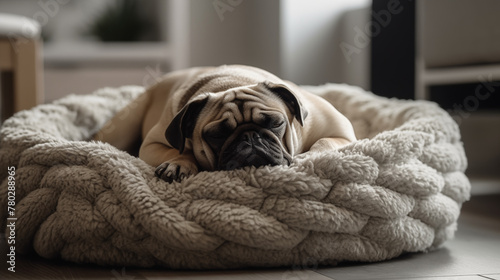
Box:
[165,81,308,171]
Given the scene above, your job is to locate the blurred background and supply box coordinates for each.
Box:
[0,0,499,193]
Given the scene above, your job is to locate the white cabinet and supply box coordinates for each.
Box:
[415,0,500,194]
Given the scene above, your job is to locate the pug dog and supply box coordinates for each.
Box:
[93,65,356,182]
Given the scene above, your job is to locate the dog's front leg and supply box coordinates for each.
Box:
[139,142,198,183]
[309,137,352,152]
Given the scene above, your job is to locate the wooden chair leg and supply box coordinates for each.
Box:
[13,39,43,113]
[1,39,14,122]
[1,72,14,121]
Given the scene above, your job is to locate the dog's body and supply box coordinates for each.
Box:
[94,65,356,182]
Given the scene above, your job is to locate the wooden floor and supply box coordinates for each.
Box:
[1,193,499,280]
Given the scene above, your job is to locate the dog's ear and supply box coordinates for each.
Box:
[165,96,209,153]
[259,81,308,126]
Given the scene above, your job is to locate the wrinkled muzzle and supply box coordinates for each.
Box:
[218,130,289,170]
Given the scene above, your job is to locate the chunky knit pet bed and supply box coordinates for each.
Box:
[0,84,470,269]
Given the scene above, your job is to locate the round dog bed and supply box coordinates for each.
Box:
[0,84,470,269]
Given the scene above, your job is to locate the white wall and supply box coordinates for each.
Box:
[185,0,371,88]
[187,0,281,75]
[280,0,370,86]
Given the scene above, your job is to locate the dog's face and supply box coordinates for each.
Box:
[165,81,308,171]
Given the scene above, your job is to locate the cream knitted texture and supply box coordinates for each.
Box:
[0,84,470,269]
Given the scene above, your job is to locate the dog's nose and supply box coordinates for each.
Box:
[218,130,277,170]
[241,130,261,143]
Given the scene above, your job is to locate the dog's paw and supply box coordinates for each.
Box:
[155,161,198,183]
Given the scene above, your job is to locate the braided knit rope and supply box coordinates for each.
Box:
[0,84,470,268]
